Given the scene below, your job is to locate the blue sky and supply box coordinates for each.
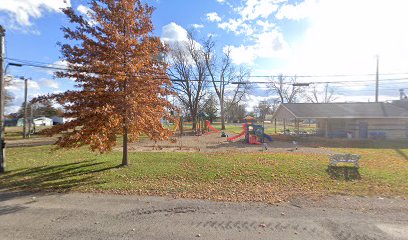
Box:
[1,0,408,113]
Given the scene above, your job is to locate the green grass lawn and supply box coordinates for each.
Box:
[5,126,51,140]
[1,144,407,203]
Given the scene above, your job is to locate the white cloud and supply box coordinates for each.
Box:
[250,0,408,102]
[280,0,408,77]
[4,76,62,113]
[226,29,290,65]
[191,23,204,29]
[5,77,41,113]
[161,22,189,42]
[216,0,282,36]
[236,0,281,21]
[275,0,317,20]
[218,19,256,36]
[6,105,20,114]
[216,0,226,2]
[76,4,97,26]
[245,95,275,112]
[161,22,202,66]
[0,0,70,30]
[256,20,275,32]
[224,45,256,65]
[45,60,69,76]
[52,59,68,68]
[218,18,243,34]
[206,12,222,22]
[77,4,90,15]
[41,79,59,89]
[6,77,40,91]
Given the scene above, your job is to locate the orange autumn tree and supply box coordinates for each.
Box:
[38,0,175,166]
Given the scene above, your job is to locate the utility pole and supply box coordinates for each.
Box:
[324,83,329,103]
[23,77,28,138]
[375,55,379,103]
[0,25,5,173]
[28,103,32,137]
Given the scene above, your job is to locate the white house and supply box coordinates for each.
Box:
[33,117,53,126]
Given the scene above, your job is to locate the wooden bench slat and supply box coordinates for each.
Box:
[329,154,361,168]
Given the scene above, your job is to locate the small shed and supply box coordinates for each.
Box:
[272,102,408,139]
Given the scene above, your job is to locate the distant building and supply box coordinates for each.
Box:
[392,99,408,111]
[33,117,53,126]
[272,102,408,139]
[50,116,74,125]
[5,118,17,127]
[16,118,25,127]
[17,117,53,127]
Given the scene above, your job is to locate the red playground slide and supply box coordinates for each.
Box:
[227,124,247,142]
[205,120,220,133]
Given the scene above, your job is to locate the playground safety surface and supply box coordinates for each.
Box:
[123,132,337,154]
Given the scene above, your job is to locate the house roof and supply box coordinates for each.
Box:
[272,102,408,119]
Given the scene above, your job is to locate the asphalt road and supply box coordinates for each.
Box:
[0,192,407,240]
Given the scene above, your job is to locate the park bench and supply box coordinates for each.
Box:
[329,153,361,168]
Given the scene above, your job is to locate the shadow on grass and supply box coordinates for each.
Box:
[0,160,122,194]
[395,149,408,160]
[326,166,361,181]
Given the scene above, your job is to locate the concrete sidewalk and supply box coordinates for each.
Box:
[0,192,407,239]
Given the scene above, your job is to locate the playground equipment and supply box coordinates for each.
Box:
[227,123,246,141]
[194,113,209,136]
[171,117,180,131]
[227,116,273,144]
[205,120,220,133]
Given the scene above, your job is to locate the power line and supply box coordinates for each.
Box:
[7,56,408,79]
[245,72,408,78]
[5,57,408,87]
[4,60,226,84]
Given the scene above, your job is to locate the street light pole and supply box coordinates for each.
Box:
[0,25,6,173]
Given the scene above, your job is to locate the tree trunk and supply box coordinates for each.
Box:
[122,126,128,166]
[220,102,225,130]
[191,110,197,131]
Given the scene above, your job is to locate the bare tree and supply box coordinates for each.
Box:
[305,83,337,103]
[4,75,15,107]
[202,93,218,123]
[203,39,250,130]
[268,75,303,103]
[254,100,273,120]
[167,32,208,130]
[225,101,246,123]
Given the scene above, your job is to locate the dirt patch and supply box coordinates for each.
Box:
[119,132,337,154]
[127,145,199,153]
[6,137,58,148]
